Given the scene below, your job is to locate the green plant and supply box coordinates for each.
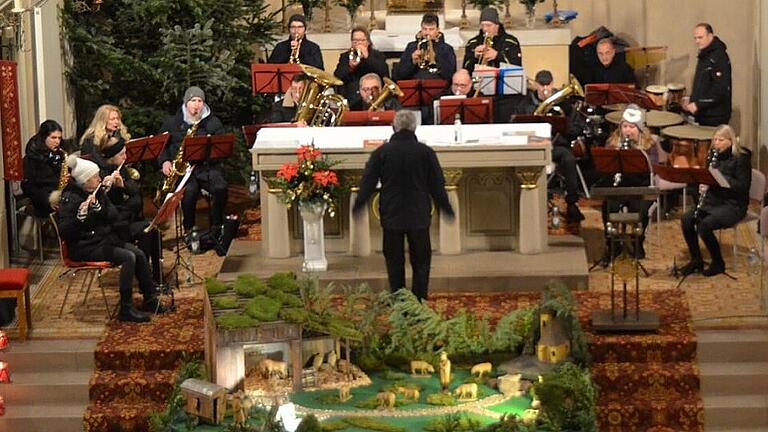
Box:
[491,307,535,354]
[424,413,484,432]
[279,307,310,324]
[216,312,259,330]
[268,289,304,308]
[534,362,598,432]
[320,419,349,431]
[426,392,457,406]
[297,414,323,432]
[206,277,230,295]
[341,417,405,432]
[234,274,268,298]
[213,296,239,309]
[480,414,528,432]
[518,0,545,13]
[148,355,206,432]
[268,272,301,293]
[245,295,282,322]
[467,0,505,12]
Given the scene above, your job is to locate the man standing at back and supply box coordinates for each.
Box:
[685,23,731,126]
[353,110,454,301]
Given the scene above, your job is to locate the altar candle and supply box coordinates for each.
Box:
[0,362,9,383]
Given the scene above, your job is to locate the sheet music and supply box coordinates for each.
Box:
[708,167,731,188]
[161,166,195,204]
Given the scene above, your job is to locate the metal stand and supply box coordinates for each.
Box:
[165,208,203,291]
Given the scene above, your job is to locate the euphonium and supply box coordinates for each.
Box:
[155,120,200,204]
[368,77,404,111]
[533,74,584,116]
[289,34,303,64]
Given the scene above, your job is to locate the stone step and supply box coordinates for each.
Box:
[0,338,97,373]
[703,394,768,429]
[0,371,91,405]
[699,361,768,395]
[697,329,768,363]
[0,404,85,432]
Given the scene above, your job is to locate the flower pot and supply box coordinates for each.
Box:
[298,200,328,272]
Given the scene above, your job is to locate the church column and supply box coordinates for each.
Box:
[515,167,547,254]
[346,174,371,257]
[439,169,463,255]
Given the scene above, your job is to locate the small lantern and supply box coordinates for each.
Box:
[0,362,9,383]
[0,330,9,350]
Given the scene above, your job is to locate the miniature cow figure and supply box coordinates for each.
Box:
[339,384,352,402]
[396,386,420,401]
[453,383,478,400]
[470,362,492,377]
[376,391,396,409]
[410,360,435,376]
[259,358,288,379]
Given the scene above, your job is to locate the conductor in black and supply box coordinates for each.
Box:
[353,110,454,301]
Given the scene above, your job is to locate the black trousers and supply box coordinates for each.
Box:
[182,165,228,231]
[382,228,431,301]
[552,146,579,205]
[79,242,155,307]
[681,206,741,265]
[132,221,162,283]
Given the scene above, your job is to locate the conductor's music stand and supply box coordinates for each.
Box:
[436,97,494,124]
[397,79,448,108]
[251,63,303,95]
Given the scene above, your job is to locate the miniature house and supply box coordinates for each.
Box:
[536,312,571,364]
[180,378,228,425]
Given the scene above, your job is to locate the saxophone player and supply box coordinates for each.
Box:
[21,120,67,217]
[393,13,456,82]
[158,86,227,238]
[679,125,751,277]
[267,14,324,69]
[333,27,389,104]
[463,7,522,74]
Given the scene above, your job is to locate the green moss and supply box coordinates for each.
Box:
[424,413,483,431]
[315,394,342,405]
[245,295,281,322]
[279,307,310,324]
[297,414,323,432]
[215,313,259,330]
[267,272,301,293]
[320,419,349,431]
[341,417,406,432]
[380,370,409,381]
[212,296,239,309]
[268,289,304,308]
[426,392,457,406]
[234,274,268,298]
[205,277,230,295]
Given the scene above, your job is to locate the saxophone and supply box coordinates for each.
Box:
[48,149,68,208]
[155,121,200,204]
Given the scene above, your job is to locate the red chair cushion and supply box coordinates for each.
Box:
[63,258,113,269]
[0,268,30,291]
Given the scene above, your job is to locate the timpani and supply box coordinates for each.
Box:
[661,124,716,168]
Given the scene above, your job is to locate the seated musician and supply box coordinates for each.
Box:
[21,120,66,217]
[267,14,323,70]
[588,38,636,85]
[59,156,166,322]
[463,7,522,74]
[158,86,227,238]
[599,104,657,266]
[334,27,389,105]
[679,125,751,277]
[393,13,456,82]
[98,136,163,284]
[510,70,585,223]
[349,73,403,111]
[450,69,473,96]
[79,104,131,169]
[268,73,309,123]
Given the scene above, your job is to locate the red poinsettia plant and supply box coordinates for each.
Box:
[269,144,343,216]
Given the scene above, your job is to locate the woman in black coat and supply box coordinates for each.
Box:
[21,120,66,217]
[679,124,752,276]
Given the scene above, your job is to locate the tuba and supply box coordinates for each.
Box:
[533,74,584,116]
[293,64,349,127]
[289,34,303,64]
[154,120,200,205]
[368,77,403,111]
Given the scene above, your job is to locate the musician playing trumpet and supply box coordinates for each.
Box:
[393,13,456,82]
[679,125,751,277]
[59,156,166,322]
[267,14,323,69]
[334,27,389,105]
[463,7,522,74]
[21,120,67,217]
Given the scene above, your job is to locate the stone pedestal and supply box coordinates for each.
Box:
[263,182,291,258]
[439,169,463,255]
[516,167,547,255]
[299,201,329,272]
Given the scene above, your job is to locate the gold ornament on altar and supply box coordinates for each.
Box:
[386,0,443,13]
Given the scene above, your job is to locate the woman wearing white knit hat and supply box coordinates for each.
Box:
[57,156,166,322]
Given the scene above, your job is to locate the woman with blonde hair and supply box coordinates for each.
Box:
[79,104,131,167]
[679,124,751,276]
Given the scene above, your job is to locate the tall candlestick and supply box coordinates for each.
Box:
[12,0,25,13]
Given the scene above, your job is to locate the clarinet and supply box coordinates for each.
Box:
[694,147,719,220]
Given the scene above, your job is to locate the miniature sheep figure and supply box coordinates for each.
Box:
[259,358,288,379]
[410,360,435,376]
[339,385,352,402]
[312,352,324,371]
[376,391,396,409]
[470,362,492,377]
[396,386,420,401]
[453,383,478,400]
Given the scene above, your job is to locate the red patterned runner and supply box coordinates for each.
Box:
[0,60,23,181]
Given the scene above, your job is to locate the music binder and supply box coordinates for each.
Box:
[184,134,236,163]
[251,63,303,95]
[436,97,494,124]
[397,79,448,107]
[125,132,170,163]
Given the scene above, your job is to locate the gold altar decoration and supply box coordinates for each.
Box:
[387,0,443,13]
[443,169,463,191]
[344,173,363,192]
[515,167,542,190]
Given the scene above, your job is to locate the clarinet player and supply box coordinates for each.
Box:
[679,125,751,277]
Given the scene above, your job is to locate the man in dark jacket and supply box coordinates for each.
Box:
[268,73,308,123]
[588,38,636,85]
[158,86,227,234]
[334,27,390,104]
[349,73,403,111]
[393,13,456,82]
[268,14,324,70]
[353,110,454,300]
[686,23,731,126]
[463,7,522,74]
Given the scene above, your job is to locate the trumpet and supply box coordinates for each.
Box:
[289,34,303,64]
[415,31,440,74]
[347,47,362,64]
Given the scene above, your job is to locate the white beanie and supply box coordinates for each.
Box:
[67,154,100,186]
[621,104,646,131]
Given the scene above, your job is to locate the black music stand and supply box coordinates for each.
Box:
[146,188,185,306]
[340,110,396,126]
[436,97,494,124]
[126,132,170,163]
[251,63,303,95]
[397,79,448,108]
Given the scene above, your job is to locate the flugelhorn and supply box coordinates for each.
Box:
[348,47,362,64]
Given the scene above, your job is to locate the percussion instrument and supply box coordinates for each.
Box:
[645,84,667,108]
[661,124,716,168]
[605,110,683,129]
[666,83,685,111]
[603,103,628,112]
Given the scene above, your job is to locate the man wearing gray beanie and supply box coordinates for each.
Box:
[158,86,228,238]
[267,14,324,69]
[463,7,521,74]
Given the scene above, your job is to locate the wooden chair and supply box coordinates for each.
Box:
[0,268,31,341]
[49,214,115,318]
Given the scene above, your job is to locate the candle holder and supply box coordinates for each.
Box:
[368,0,377,30]
[550,0,562,26]
[503,0,512,28]
[323,0,332,32]
[459,0,469,29]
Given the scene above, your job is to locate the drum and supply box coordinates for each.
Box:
[666,82,686,112]
[605,110,683,129]
[661,124,716,168]
[645,84,668,108]
[603,103,628,112]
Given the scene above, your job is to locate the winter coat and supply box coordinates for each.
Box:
[463,28,522,74]
[690,36,732,126]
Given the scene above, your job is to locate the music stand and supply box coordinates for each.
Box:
[436,97,494,124]
[126,132,170,163]
[397,79,448,108]
[144,188,185,309]
[184,134,236,163]
[510,114,568,136]
[585,84,659,110]
[340,110,396,126]
[251,63,303,95]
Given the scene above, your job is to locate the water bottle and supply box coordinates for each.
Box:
[453,113,463,144]
[189,229,201,254]
[747,247,760,276]
[551,206,561,229]
[248,170,259,199]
